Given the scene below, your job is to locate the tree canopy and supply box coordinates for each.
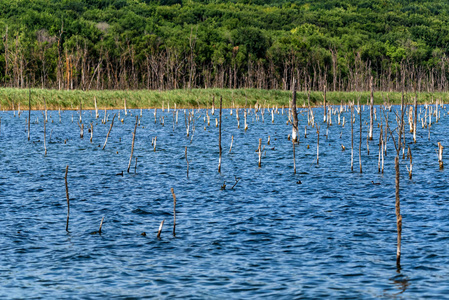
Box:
[1,0,448,91]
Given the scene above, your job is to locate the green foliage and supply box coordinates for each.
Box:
[0,0,449,90]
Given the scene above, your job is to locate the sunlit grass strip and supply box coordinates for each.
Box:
[0,88,447,110]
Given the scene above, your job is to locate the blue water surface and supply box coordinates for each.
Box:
[0,104,448,299]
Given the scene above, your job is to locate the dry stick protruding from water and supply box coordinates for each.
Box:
[102,114,117,150]
[229,136,234,153]
[79,100,83,123]
[388,91,406,269]
[369,76,374,140]
[218,96,222,173]
[258,138,262,167]
[157,220,164,238]
[378,124,383,173]
[185,146,189,178]
[44,96,48,122]
[171,188,176,237]
[94,96,99,119]
[438,142,444,169]
[231,176,240,189]
[28,88,31,141]
[99,217,104,234]
[127,116,138,173]
[395,155,402,268]
[78,122,84,139]
[65,165,70,232]
[90,122,93,143]
[103,108,107,124]
[153,136,157,152]
[42,112,47,156]
[366,123,370,155]
[293,140,296,174]
[359,100,362,173]
[351,104,354,171]
[316,124,320,165]
[291,81,298,174]
[407,147,412,179]
[322,85,327,122]
[236,108,240,128]
[413,93,417,143]
[291,80,299,143]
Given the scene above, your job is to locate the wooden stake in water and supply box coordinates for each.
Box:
[43,112,47,156]
[94,96,99,119]
[378,124,382,173]
[127,116,138,173]
[218,96,222,173]
[157,220,164,238]
[171,188,176,237]
[79,100,82,123]
[185,146,189,178]
[291,80,299,143]
[229,136,234,153]
[351,104,354,171]
[65,165,70,232]
[438,142,444,169]
[316,125,320,165]
[99,217,104,234]
[258,138,262,167]
[413,95,417,143]
[78,122,84,139]
[369,76,374,140]
[44,97,48,122]
[102,114,116,150]
[28,88,31,141]
[322,85,327,122]
[407,147,412,179]
[359,102,362,173]
[90,122,93,143]
[395,156,402,268]
[293,140,296,174]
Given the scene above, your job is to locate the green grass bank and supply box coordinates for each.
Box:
[0,88,446,111]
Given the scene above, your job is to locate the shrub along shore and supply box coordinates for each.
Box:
[0,88,446,111]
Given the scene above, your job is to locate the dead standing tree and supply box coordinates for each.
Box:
[291,80,299,174]
[385,89,407,269]
[369,76,374,140]
[218,96,222,173]
[127,116,138,173]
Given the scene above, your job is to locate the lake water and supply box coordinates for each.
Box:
[0,104,448,298]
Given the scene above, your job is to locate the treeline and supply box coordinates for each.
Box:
[1,0,449,92]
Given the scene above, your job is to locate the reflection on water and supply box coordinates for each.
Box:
[0,105,448,298]
[391,271,410,296]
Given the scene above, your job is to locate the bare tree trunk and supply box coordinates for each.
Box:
[323,85,327,122]
[127,116,138,173]
[369,76,374,140]
[291,79,298,142]
[218,96,222,173]
[395,155,402,267]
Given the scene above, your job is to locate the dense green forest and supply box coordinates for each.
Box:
[1,0,449,92]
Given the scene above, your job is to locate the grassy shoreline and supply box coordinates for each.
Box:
[0,88,446,110]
